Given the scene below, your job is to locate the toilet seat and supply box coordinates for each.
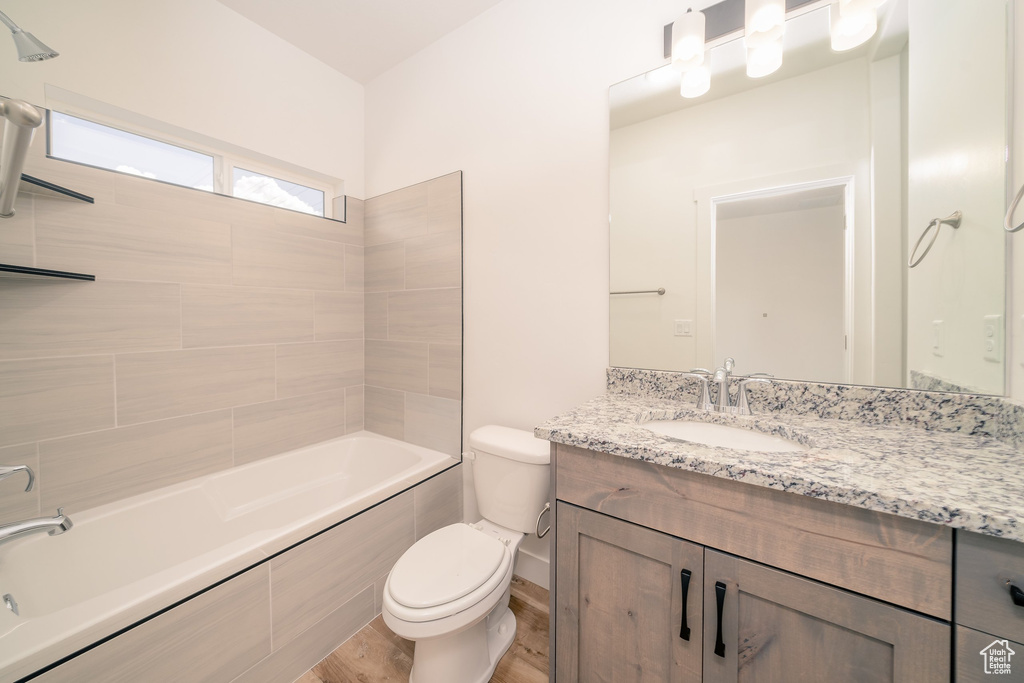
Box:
[386,523,513,623]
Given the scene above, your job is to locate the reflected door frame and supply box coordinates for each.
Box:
[695,169,856,382]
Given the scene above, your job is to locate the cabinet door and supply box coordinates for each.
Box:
[555,502,703,683]
[703,550,949,683]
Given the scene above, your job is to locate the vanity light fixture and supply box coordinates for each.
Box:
[0,9,58,62]
[672,8,706,72]
[746,39,783,78]
[744,0,786,47]
[829,0,882,51]
[681,53,712,98]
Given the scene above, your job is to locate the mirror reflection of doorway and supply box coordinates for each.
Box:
[713,183,850,383]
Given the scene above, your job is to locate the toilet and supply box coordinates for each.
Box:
[382,425,550,683]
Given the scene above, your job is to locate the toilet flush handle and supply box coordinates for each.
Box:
[535,503,551,539]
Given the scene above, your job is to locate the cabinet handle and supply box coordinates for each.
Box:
[679,569,692,641]
[714,581,727,657]
[1012,584,1024,607]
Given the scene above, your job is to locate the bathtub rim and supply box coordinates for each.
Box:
[1,431,458,683]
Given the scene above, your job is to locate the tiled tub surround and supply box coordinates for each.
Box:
[363,172,463,457]
[0,436,463,683]
[536,368,1024,542]
[0,134,365,524]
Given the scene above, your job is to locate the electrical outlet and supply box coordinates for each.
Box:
[674,320,693,337]
[983,314,1003,363]
[932,320,944,357]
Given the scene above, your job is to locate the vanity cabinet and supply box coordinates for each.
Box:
[551,444,953,682]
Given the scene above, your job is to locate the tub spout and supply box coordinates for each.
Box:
[0,507,73,547]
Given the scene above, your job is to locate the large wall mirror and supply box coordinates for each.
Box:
[609,0,1011,395]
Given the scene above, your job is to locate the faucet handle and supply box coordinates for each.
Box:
[680,372,713,410]
[0,465,34,492]
[688,367,713,375]
[736,377,771,415]
[723,358,735,373]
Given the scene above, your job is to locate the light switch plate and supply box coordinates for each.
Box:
[932,320,944,357]
[983,314,1003,363]
[674,320,693,337]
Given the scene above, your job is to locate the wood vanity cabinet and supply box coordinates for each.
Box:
[551,444,954,682]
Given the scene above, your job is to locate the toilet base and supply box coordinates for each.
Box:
[408,607,517,683]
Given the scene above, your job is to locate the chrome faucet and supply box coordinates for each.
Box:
[0,508,73,547]
[0,465,34,492]
[682,368,714,410]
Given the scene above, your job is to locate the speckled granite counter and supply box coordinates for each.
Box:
[536,381,1024,542]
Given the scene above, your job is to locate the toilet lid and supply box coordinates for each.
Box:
[388,524,508,609]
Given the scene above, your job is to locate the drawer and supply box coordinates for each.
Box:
[554,444,953,619]
[957,531,1024,644]
[955,625,1023,682]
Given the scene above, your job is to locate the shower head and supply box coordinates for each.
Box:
[0,9,58,62]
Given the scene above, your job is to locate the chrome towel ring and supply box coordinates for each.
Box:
[908,210,962,268]
[1005,183,1024,232]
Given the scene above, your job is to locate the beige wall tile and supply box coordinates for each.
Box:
[0,356,114,447]
[233,225,346,291]
[233,390,346,465]
[0,280,181,360]
[365,242,404,293]
[405,394,462,457]
[346,385,364,434]
[113,172,271,226]
[364,182,429,246]
[269,491,414,647]
[345,245,364,292]
[0,443,40,525]
[231,587,373,683]
[277,341,363,398]
[414,465,464,540]
[116,347,276,425]
[36,564,271,683]
[365,340,428,393]
[315,291,363,341]
[182,285,314,348]
[373,571,390,616]
[365,292,388,340]
[388,288,461,343]
[0,194,34,266]
[427,171,463,234]
[38,411,233,514]
[35,200,233,284]
[405,231,461,290]
[273,208,362,245]
[23,155,117,204]
[345,196,364,239]
[364,386,404,440]
[429,344,462,400]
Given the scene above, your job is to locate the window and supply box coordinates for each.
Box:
[47,111,336,218]
[49,112,214,191]
[233,167,324,216]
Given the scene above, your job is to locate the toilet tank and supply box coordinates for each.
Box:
[469,425,551,534]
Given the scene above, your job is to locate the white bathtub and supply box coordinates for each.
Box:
[0,431,454,682]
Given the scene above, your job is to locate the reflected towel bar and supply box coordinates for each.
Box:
[611,288,666,295]
[0,98,43,218]
[908,211,962,268]
[1006,183,1024,232]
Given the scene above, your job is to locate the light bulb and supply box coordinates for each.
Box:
[746,39,783,78]
[745,0,786,47]
[680,63,711,98]
[672,9,706,72]
[830,1,877,51]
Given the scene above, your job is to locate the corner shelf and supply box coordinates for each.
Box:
[19,173,95,204]
[0,264,95,281]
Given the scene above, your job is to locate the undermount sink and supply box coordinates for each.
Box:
[643,420,809,453]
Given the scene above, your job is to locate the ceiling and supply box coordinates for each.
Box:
[216,0,504,84]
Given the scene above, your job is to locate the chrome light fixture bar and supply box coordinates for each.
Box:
[0,9,58,62]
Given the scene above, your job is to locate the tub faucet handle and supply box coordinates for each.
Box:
[0,465,34,492]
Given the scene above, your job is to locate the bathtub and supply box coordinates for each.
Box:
[0,431,454,682]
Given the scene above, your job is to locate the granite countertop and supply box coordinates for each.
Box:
[535,392,1024,542]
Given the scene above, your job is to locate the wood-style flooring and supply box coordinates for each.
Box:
[298,576,549,683]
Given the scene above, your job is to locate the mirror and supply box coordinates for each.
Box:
[609,0,1010,395]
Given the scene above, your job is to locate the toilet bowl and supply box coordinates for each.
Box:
[381,425,550,683]
[383,520,524,683]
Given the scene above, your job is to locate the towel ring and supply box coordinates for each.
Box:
[1005,183,1024,232]
[908,210,962,268]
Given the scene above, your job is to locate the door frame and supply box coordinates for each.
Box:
[695,168,856,382]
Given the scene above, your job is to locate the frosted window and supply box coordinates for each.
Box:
[232,168,325,216]
[49,112,214,191]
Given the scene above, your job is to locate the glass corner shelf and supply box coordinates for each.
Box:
[0,264,95,281]
[19,173,95,204]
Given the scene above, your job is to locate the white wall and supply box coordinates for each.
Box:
[608,59,876,381]
[365,0,698,529]
[0,0,365,196]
